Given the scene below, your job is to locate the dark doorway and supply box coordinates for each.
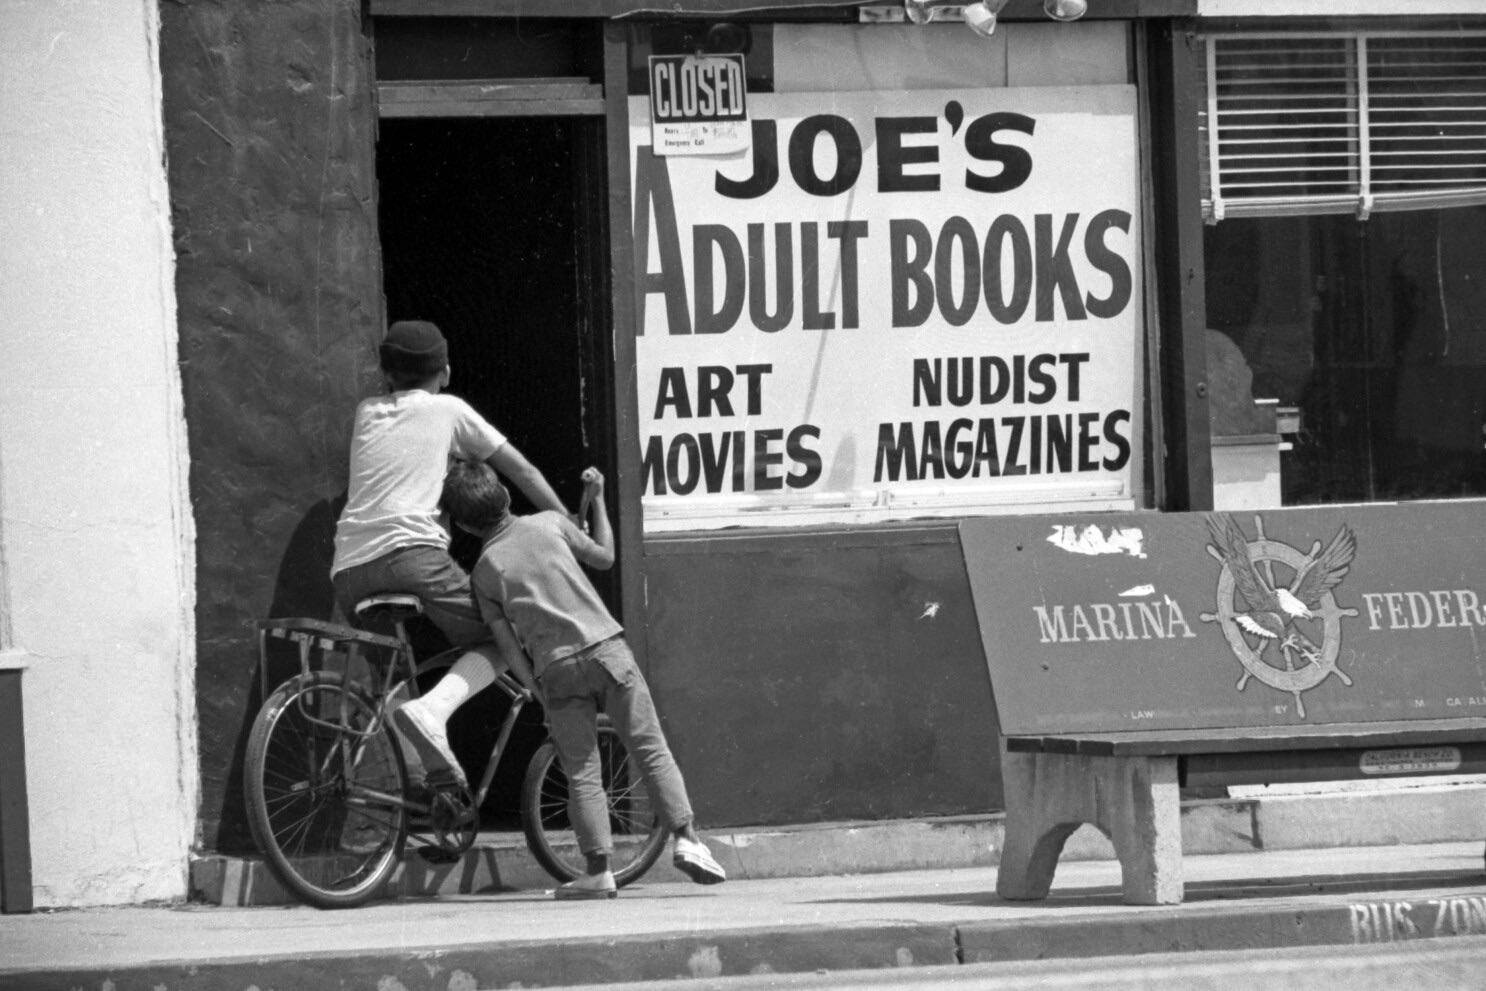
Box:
[376,115,614,826]
[377,116,600,511]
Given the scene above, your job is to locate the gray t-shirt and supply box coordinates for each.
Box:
[470,512,623,676]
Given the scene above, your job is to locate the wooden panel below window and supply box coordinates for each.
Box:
[378,78,604,117]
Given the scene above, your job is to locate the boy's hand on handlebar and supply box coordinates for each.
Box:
[581,467,605,497]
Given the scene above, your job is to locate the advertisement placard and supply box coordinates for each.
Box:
[961,503,1486,734]
[629,86,1142,530]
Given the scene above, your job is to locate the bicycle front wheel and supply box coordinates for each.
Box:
[244,671,408,908]
[520,721,668,886]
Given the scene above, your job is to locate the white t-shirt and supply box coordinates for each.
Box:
[330,390,506,576]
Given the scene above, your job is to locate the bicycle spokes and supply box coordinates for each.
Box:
[249,679,408,904]
[522,727,668,886]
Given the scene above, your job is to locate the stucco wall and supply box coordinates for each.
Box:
[0,0,196,905]
[157,0,383,850]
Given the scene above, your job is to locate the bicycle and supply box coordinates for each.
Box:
[243,593,668,909]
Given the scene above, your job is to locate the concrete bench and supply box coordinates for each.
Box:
[959,503,1486,905]
[996,720,1486,905]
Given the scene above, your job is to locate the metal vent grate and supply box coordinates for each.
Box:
[1199,31,1486,221]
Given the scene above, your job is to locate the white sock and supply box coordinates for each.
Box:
[418,649,498,724]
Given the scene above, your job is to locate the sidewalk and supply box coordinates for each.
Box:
[3,840,1484,991]
[188,781,1486,906]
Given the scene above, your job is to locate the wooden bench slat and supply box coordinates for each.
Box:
[1005,718,1486,756]
[1184,741,1486,788]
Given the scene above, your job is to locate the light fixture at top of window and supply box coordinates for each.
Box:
[902,0,1009,34]
[903,0,937,24]
[963,0,1010,37]
[897,0,1080,35]
[1043,0,1088,21]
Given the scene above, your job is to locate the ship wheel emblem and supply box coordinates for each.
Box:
[1199,514,1360,718]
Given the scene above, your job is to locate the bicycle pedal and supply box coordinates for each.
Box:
[413,844,461,865]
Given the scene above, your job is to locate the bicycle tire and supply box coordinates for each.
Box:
[520,720,669,886]
[244,671,408,908]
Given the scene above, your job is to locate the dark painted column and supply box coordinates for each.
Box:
[601,22,651,670]
[1149,20,1214,512]
[158,0,384,849]
[0,667,32,913]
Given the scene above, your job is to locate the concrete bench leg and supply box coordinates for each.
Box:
[996,750,1182,905]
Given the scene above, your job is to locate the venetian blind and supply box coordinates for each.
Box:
[1199,31,1486,222]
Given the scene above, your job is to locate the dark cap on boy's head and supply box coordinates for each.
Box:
[380,320,449,377]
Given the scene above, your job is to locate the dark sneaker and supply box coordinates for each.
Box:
[554,870,617,900]
[392,700,467,791]
[673,837,726,885]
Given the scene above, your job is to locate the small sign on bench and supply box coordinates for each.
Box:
[960,502,1486,904]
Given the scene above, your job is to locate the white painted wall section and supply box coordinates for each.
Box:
[0,0,196,906]
[774,22,1128,92]
[1200,1,1486,15]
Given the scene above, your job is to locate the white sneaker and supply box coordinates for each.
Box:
[673,836,726,885]
[392,699,467,790]
[554,870,617,900]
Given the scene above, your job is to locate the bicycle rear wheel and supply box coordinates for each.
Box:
[244,671,408,908]
[520,720,668,886]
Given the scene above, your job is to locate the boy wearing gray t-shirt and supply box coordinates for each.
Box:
[430,459,727,899]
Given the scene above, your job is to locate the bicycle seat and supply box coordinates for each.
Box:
[354,593,424,624]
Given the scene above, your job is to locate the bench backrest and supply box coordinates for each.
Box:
[959,502,1486,738]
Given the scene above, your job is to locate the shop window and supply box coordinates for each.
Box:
[1199,31,1486,220]
[625,21,1145,531]
[1201,30,1486,506]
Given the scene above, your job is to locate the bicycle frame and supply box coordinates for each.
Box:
[250,612,669,903]
[260,618,537,825]
[383,650,534,818]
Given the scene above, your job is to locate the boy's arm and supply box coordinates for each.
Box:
[489,617,538,698]
[487,443,570,517]
[580,468,615,570]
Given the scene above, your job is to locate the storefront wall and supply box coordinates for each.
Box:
[636,21,1137,824]
[0,0,196,906]
[155,0,1486,867]
[158,0,384,852]
[1193,1,1486,795]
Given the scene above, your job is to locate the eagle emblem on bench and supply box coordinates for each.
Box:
[1201,513,1361,718]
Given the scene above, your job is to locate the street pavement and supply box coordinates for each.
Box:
[559,938,1486,991]
[1,840,1484,990]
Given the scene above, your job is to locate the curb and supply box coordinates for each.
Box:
[190,783,1486,906]
[10,893,1486,991]
[0,923,960,991]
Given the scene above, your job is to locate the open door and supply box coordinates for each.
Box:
[376,115,615,591]
[374,108,615,823]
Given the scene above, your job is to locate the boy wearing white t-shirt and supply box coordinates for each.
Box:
[330,320,568,787]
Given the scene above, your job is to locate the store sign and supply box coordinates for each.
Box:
[648,55,750,157]
[629,86,1141,530]
[961,501,1486,734]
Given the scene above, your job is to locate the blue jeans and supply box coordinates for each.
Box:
[331,544,490,647]
[539,637,694,857]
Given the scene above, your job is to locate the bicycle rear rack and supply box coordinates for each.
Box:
[258,618,411,706]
